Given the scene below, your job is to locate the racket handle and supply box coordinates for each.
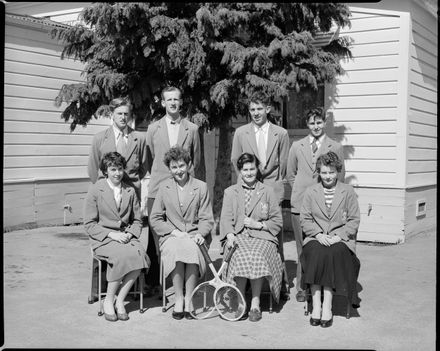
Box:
[224,242,238,263]
[198,243,213,264]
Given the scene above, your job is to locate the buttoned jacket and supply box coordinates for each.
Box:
[231,122,290,203]
[149,176,214,247]
[87,126,148,195]
[300,181,360,253]
[146,116,201,199]
[287,135,345,213]
[220,180,283,246]
[84,179,142,250]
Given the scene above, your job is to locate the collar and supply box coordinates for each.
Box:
[166,115,181,125]
[239,178,257,190]
[106,178,122,192]
[309,133,326,144]
[112,124,127,138]
[253,121,270,133]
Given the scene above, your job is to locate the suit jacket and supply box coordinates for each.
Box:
[287,135,345,213]
[84,179,142,250]
[231,122,290,203]
[87,126,148,196]
[146,116,201,199]
[149,176,214,247]
[300,181,360,253]
[220,180,283,246]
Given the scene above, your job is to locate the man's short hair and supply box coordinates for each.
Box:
[109,97,132,112]
[305,107,326,122]
[161,86,182,100]
[248,91,271,106]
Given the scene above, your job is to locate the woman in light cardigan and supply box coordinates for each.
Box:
[300,151,361,328]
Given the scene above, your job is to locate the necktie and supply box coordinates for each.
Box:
[311,137,318,154]
[116,133,127,156]
[257,129,266,167]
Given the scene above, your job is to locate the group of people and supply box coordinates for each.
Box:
[83,87,361,327]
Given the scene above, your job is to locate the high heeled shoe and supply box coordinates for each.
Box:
[320,316,333,328]
[115,305,129,321]
[184,312,194,320]
[309,317,321,326]
[172,310,185,320]
[104,312,118,322]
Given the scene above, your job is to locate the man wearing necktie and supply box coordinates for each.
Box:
[286,107,345,302]
[231,91,290,299]
[87,97,148,200]
[145,86,201,296]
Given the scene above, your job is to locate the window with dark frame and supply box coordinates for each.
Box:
[282,85,325,130]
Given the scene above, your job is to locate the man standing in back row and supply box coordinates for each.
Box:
[144,86,201,296]
[286,107,345,302]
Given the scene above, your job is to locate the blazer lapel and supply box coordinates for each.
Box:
[299,136,314,171]
[100,181,120,218]
[265,124,278,164]
[181,177,198,217]
[158,117,171,149]
[244,123,260,159]
[313,185,330,218]
[177,119,189,146]
[317,135,333,158]
[103,127,117,154]
[165,181,184,217]
[119,183,132,214]
[124,127,137,161]
[329,182,346,218]
[246,182,264,215]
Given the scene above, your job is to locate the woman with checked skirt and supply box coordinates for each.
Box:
[220,153,284,322]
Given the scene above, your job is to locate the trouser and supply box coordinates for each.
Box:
[291,212,304,292]
[144,198,160,287]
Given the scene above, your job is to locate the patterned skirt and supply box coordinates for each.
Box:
[224,234,283,303]
[160,236,206,279]
[300,240,361,306]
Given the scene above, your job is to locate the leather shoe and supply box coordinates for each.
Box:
[296,291,306,302]
[115,306,129,321]
[104,312,118,322]
[320,317,333,328]
[309,317,321,326]
[184,312,194,320]
[172,311,184,320]
[248,308,262,322]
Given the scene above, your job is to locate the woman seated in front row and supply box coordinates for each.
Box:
[300,151,361,328]
[150,146,214,320]
[220,152,283,322]
[84,151,150,322]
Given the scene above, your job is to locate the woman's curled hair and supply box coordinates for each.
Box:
[100,152,127,177]
[163,146,192,168]
[316,151,343,173]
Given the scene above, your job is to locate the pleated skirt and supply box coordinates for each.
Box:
[300,240,360,306]
[160,236,206,279]
[224,234,283,303]
[94,238,150,282]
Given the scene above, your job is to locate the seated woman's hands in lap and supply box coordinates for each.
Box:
[171,230,205,245]
[243,216,263,230]
[316,233,341,247]
[108,231,133,244]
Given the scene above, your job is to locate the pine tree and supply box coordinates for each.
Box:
[52,2,352,219]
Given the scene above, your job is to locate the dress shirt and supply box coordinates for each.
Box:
[106,178,122,209]
[253,121,270,150]
[165,116,181,147]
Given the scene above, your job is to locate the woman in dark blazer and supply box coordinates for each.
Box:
[149,146,214,320]
[220,153,283,322]
[84,152,150,322]
[300,151,361,328]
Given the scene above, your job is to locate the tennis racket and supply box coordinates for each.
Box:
[190,242,246,321]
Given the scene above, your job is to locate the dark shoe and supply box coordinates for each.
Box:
[309,317,321,326]
[172,311,184,320]
[296,291,306,302]
[238,312,248,321]
[320,317,333,328]
[115,306,129,321]
[248,308,262,322]
[104,313,118,322]
[280,291,291,301]
[184,312,194,320]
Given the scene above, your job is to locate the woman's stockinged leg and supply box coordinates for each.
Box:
[184,263,199,312]
[250,278,264,311]
[115,269,141,313]
[322,286,333,320]
[104,280,120,315]
[311,284,322,319]
[171,262,185,312]
[235,277,247,300]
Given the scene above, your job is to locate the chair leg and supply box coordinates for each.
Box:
[97,259,104,316]
[139,269,145,313]
[304,289,310,316]
[269,294,273,313]
[89,258,99,304]
[346,298,351,319]
[161,259,167,312]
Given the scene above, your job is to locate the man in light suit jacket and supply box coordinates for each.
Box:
[286,107,345,302]
[230,91,290,298]
[88,97,148,200]
[144,86,201,294]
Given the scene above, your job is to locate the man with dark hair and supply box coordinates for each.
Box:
[286,107,345,302]
[144,86,201,296]
[231,91,291,299]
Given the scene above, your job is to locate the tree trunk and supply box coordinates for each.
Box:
[196,128,206,182]
[212,120,233,235]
